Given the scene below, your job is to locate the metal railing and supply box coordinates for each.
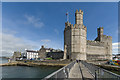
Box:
[81,60,120,80]
[43,60,76,79]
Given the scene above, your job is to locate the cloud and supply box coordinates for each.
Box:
[41,39,51,43]
[2,28,18,34]
[24,14,44,28]
[112,42,120,49]
[54,29,59,34]
[1,32,39,57]
[112,42,120,54]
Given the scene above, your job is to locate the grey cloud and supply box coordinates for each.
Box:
[1,33,39,57]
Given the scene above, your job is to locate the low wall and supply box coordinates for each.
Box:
[0,60,71,67]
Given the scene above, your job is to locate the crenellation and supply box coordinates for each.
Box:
[65,22,73,30]
[87,40,105,47]
[81,11,83,14]
[103,35,112,39]
[83,25,87,31]
[79,9,81,13]
[75,9,83,14]
[71,24,74,28]
[75,9,78,13]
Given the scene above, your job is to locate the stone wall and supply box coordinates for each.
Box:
[86,39,112,60]
[38,48,47,59]
[86,44,107,60]
[101,35,112,60]
[47,52,64,59]
[71,25,86,60]
[86,45,106,55]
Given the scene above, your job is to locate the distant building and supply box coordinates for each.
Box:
[116,54,120,59]
[113,54,120,60]
[26,50,38,60]
[13,46,63,60]
[38,45,52,59]
[21,52,27,58]
[12,51,21,61]
[38,45,64,59]
[47,51,64,59]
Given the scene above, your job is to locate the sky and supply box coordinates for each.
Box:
[2,2,118,56]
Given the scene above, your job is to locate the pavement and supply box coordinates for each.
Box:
[79,62,94,80]
[69,62,82,78]
[68,62,94,80]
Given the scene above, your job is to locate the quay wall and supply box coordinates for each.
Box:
[0,60,71,67]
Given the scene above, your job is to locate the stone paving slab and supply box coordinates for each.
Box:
[79,62,94,80]
[68,62,94,80]
[69,63,82,78]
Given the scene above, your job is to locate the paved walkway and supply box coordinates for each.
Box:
[69,62,82,78]
[68,62,94,80]
[79,62,94,80]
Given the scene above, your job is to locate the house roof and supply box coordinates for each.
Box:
[26,50,38,53]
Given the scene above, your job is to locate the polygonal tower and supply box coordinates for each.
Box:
[64,9,87,60]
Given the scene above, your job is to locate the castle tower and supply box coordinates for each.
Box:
[97,27,112,60]
[75,9,83,25]
[97,27,103,41]
[64,9,87,60]
[95,27,112,60]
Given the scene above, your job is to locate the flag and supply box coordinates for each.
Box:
[66,12,68,16]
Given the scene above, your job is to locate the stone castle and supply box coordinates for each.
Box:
[63,9,112,60]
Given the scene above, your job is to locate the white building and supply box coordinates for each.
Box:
[26,50,38,60]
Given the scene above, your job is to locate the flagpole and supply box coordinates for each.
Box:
[66,12,69,22]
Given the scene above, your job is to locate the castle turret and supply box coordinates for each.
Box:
[97,27,103,41]
[64,9,87,60]
[96,27,112,60]
[75,9,83,25]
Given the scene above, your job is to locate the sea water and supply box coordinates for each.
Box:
[1,58,61,78]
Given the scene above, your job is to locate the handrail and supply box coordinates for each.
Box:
[81,60,120,79]
[43,60,76,79]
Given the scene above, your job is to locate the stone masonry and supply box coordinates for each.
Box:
[64,9,112,60]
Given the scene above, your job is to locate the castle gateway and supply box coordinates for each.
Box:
[64,9,112,60]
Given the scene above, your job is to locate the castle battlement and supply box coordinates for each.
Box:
[65,22,71,27]
[102,35,112,39]
[65,22,72,30]
[75,9,83,14]
[97,27,103,29]
[73,24,87,30]
[87,40,105,46]
[65,22,87,31]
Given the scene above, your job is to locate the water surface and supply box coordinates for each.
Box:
[2,66,60,78]
[1,58,61,78]
[1,58,8,64]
